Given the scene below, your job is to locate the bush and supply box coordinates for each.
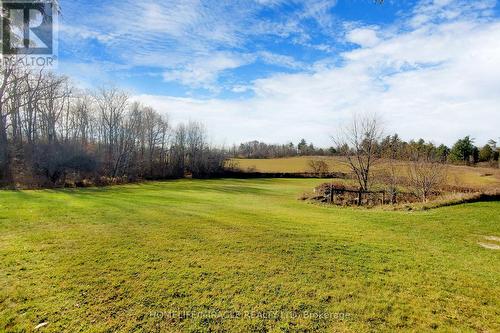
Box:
[308,160,329,177]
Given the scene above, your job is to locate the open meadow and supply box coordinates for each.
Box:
[1,179,499,332]
[233,157,500,190]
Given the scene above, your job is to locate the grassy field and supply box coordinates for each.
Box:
[1,179,499,332]
[233,157,500,189]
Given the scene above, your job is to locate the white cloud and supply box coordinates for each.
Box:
[231,85,252,93]
[257,51,307,69]
[409,0,496,27]
[132,2,500,146]
[160,50,307,89]
[347,28,380,47]
[59,0,500,146]
[298,0,337,29]
[58,24,114,44]
[252,0,340,46]
[162,52,253,90]
[253,0,286,6]
[60,0,340,90]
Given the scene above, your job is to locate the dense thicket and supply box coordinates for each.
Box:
[0,63,226,188]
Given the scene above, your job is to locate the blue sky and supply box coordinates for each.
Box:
[56,0,500,146]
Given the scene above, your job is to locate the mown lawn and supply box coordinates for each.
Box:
[0,179,499,332]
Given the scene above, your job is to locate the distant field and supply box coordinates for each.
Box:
[233,157,500,189]
[1,179,499,332]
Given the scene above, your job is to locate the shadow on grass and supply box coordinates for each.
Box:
[27,179,279,207]
[418,193,500,211]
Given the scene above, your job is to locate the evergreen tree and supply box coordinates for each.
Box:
[449,136,475,164]
[479,144,493,162]
[436,144,450,162]
[298,139,307,156]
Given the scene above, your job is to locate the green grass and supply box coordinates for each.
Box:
[1,179,499,332]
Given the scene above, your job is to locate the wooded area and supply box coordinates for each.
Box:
[0,62,226,188]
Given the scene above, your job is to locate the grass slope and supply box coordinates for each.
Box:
[1,179,499,332]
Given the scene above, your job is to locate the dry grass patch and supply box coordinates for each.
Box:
[479,235,500,250]
[232,157,500,190]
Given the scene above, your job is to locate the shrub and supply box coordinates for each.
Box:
[308,160,329,178]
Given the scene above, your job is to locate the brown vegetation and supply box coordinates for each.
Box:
[308,159,329,177]
[303,182,499,210]
[0,62,226,189]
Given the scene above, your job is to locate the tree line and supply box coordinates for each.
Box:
[0,62,226,188]
[377,135,499,166]
[232,135,499,166]
[231,139,336,159]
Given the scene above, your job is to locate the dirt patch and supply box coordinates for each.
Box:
[484,236,500,242]
[478,236,500,250]
[479,243,500,250]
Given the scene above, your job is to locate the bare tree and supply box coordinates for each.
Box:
[143,106,167,176]
[171,124,187,177]
[38,73,70,144]
[0,64,226,188]
[71,94,94,145]
[379,135,405,204]
[407,157,447,203]
[93,87,129,176]
[334,114,383,192]
[186,121,206,176]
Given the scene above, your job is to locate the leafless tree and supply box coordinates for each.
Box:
[379,135,405,204]
[93,87,129,175]
[334,114,383,192]
[38,73,70,144]
[407,156,447,203]
[143,106,168,176]
[70,94,94,145]
[186,121,207,176]
[0,63,227,188]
